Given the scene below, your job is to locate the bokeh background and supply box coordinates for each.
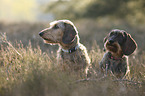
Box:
[0,0,145,96]
[0,0,145,52]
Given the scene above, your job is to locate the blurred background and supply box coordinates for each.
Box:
[0,0,145,53]
[1,1,145,96]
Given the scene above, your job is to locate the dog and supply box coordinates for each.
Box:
[39,20,91,76]
[99,29,137,78]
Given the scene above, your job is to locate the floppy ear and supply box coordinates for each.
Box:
[122,32,137,55]
[62,23,77,44]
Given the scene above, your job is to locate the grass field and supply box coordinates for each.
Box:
[0,19,145,96]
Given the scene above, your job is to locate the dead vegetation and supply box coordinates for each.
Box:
[0,20,145,96]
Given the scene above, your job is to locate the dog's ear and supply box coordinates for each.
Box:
[122,32,137,55]
[62,23,77,44]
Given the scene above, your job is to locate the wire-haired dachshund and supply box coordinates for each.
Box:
[99,29,137,78]
[39,20,91,77]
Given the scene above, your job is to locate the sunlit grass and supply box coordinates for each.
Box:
[0,19,145,95]
[0,31,145,96]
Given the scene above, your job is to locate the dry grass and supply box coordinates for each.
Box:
[0,19,145,96]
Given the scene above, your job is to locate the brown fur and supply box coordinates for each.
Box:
[100,29,137,78]
[39,20,91,76]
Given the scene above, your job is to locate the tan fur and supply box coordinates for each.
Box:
[39,20,91,76]
[57,43,91,75]
[105,40,123,58]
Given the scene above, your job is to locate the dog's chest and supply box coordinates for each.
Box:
[60,50,80,63]
[106,56,127,73]
[57,49,88,71]
[108,59,124,67]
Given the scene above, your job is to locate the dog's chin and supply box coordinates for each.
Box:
[106,45,117,53]
[43,40,57,45]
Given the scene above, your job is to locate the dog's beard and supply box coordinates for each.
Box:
[105,42,119,53]
[105,41,123,57]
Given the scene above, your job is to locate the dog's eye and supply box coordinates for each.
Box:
[110,32,118,36]
[53,25,59,29]
[110,32,115,36]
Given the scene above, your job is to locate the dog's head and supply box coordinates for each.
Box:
[104,29,137,56]
[39,20,78,45]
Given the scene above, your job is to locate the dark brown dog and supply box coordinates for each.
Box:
[99,29,137,78]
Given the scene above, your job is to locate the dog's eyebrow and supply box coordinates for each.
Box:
[109,32,115,36]
[118,32,123,35]
[50,21,65,30]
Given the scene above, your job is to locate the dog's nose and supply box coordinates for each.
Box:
[109,40,114,44]
[39,32,44,36]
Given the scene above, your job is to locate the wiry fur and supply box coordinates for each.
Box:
[100,29,137,78]
[39,20,91,76]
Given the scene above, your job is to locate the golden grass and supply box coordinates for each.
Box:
[0,20,145,96]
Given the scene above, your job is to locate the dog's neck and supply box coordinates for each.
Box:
[109,51,124,59]
[59,36,79,50]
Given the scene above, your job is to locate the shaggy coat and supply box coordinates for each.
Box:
[39,20,91,76]
[100,29,137,78]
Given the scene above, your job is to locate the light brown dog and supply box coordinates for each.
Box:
[39,20,91,76]
[99,29,137,78]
